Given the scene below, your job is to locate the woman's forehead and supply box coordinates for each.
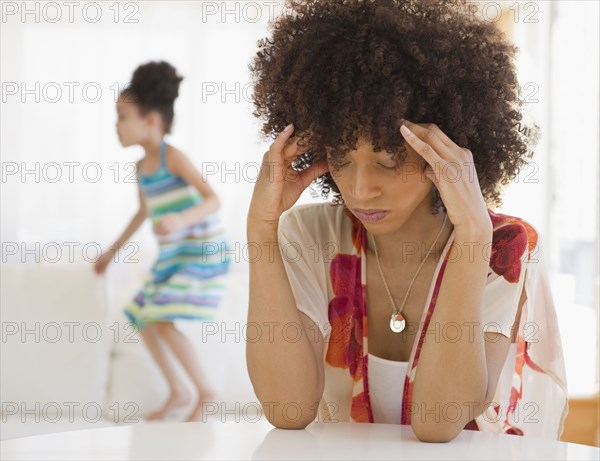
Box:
[325,137,411,156]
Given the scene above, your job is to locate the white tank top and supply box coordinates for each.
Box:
[367,353,409,424]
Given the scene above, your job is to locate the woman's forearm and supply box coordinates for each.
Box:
[411,225,493,441]
[246,221,323,429]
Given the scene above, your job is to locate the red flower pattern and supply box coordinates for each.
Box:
[325,253,364,381]
[488,210,539,283]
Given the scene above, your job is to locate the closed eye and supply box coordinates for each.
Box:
[336,162,395,169]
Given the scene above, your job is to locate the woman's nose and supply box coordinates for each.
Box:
[350,168,380,200]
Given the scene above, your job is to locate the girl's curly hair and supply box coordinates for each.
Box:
[122,60,184,134]
[249,0,539,213]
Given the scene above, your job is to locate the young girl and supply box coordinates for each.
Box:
[94,60,231,422]
[246,0,567,442]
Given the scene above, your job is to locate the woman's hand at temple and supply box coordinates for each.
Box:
[399,120,492,235]
[247,124,329,229]
[246,124,328,429]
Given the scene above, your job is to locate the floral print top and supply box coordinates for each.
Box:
[277,202,568,439]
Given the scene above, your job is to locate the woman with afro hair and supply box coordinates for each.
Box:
[245,0,568,442]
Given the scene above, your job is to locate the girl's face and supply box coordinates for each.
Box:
[115,94,154,146]
[328,137,433,233]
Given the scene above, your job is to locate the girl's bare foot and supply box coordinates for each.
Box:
[185,389,219,422]
[146,387,194,421]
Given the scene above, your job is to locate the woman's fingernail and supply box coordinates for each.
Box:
[400,124,412,136]
[284,123,293,132]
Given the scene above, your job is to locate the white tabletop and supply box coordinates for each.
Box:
[1,420,598,460]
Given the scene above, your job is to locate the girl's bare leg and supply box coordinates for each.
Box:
[153,322,217,422]
[139,323,194,420]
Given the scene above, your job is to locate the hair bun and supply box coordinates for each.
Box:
[129,60,183,106]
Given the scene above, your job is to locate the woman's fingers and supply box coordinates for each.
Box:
[424,123,454,147]
[400,122,446,165]
[267,124,313,172]
[282,135,313,165]
[297,157,329,189]
[265,123,323,186]
[268,123,295,162]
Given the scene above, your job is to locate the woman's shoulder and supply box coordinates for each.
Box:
[486,208,542,284]
[487,208,540,247]
[281,201,344,219]
[279,202,350,241]
[281,202,350,225]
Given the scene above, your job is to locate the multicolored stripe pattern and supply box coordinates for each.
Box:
[124,140,231,330]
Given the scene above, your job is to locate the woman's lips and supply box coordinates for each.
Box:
[352,209,390,223]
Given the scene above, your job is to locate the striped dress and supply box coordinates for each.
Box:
[124,139,231,330]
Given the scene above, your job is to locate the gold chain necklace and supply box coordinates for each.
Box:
[369,213,448,333]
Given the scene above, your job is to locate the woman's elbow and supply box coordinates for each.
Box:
[411,421,461,443]
[266,413,314,430]
[261,402,317,430]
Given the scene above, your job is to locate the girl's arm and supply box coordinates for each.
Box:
[94,176,147,274]
[166,148,220,225]
[108,177,148,254]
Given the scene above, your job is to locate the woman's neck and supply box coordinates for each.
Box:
[366,198,453,269]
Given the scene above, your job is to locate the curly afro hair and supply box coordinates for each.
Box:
[122,60,184,134]
[249,0,540,213]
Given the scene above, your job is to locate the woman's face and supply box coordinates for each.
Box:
[115,95,152,146]
[327,137,433,233]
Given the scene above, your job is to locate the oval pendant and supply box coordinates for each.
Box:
[390,313,406,333]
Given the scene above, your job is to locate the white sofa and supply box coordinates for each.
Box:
[1,256,261,440]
